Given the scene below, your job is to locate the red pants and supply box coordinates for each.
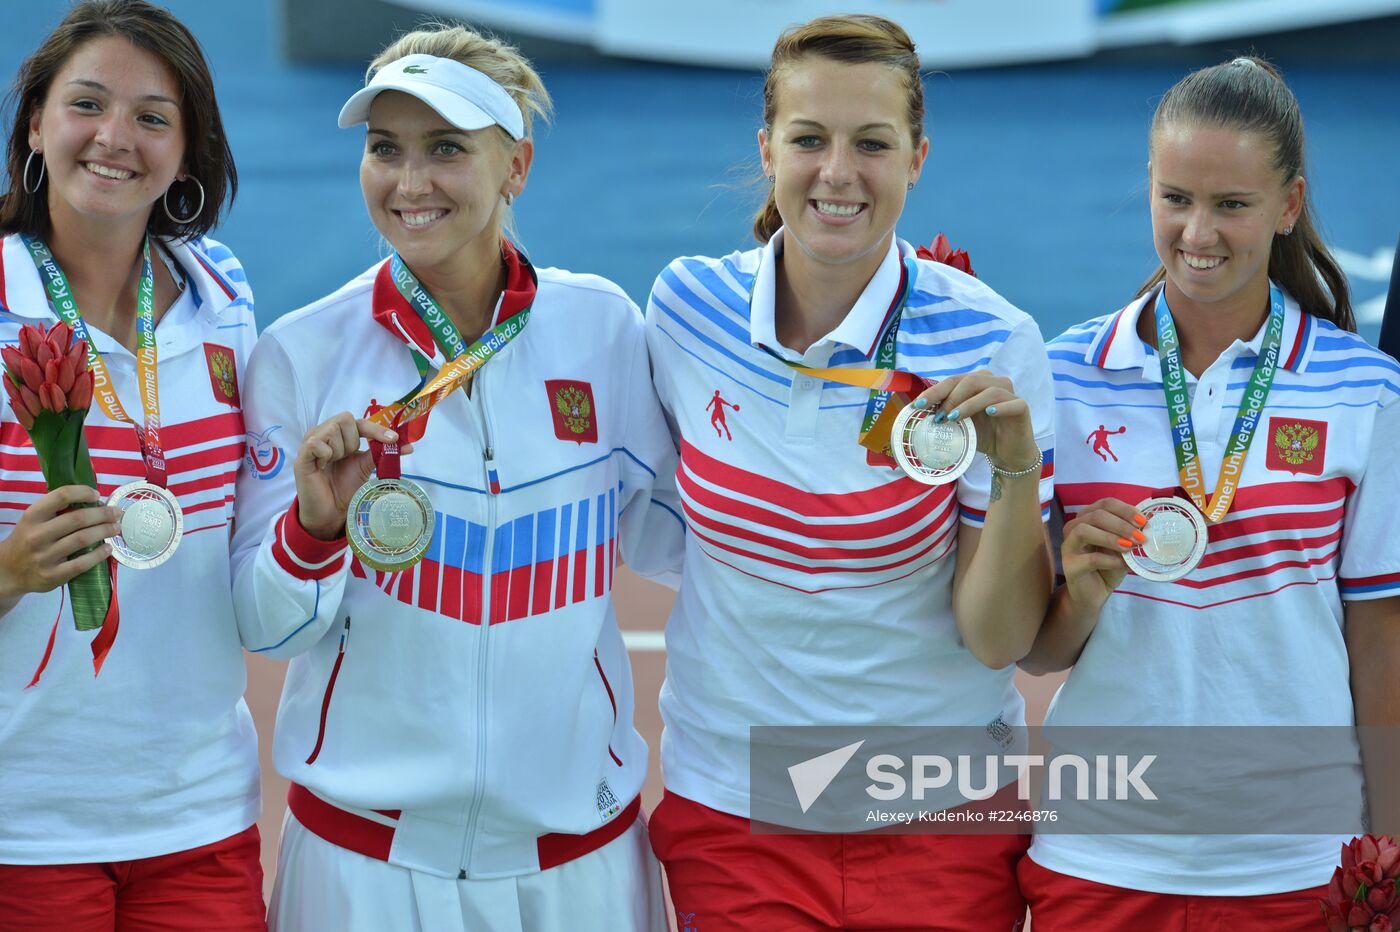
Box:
[649,790,1029,932]
[0,824,266,932]
[1020,854,1330,931]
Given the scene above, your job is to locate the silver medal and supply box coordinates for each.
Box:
[1122,496,1208,583]
[107,481,183,569]
[890,403,977,486]
[347,476,434,571]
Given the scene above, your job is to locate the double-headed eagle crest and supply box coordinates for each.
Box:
[211,351,236,397]
[1273,421,1320,467]
[554,384,592,435]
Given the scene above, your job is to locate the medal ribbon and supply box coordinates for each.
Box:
[756,256,926,454]
[368,253,531,433]
[389,252,468,381]
[1154,282,1286,524]
[23,235,167,486]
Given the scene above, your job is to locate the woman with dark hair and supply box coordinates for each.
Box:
[643,14,1054,929]
[1020,56,1400,929]
[0,2,262,929]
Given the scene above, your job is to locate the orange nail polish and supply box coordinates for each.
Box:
[1133,514,1148,526]
[1117,537,1133,549]
[1132,530,1147,543]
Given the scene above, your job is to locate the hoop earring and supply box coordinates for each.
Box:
[163,176,205,225]
[503,191,514,207]
[22,149,45,194]
[907,181,915,191]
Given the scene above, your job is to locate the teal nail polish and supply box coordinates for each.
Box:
[946,409,960,422]
[912,397,927,410]
[985,405,998,416]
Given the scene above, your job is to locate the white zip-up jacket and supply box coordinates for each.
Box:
[231,246,682,880]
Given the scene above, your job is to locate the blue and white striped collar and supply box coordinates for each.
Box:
[1084,281,1314,376]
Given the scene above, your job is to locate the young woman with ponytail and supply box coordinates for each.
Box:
[1020,57,1400,929]
[642,14,1055,929]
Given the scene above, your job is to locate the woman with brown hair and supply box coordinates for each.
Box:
[1020,56,1399,930]
[0,2,263,929]
[643,14,1055,929]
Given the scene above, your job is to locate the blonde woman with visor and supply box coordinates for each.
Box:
[232,23,679,932]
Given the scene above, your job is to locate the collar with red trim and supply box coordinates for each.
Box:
[1083,282,1314,377]
[371,238,537,367]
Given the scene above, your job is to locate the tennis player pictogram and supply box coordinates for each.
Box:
[706,389,740,441]
[1086,424,1126,462]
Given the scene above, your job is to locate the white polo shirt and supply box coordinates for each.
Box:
[645,229,1055,819]
[1031,285,1400,894]
[0,233,260,863]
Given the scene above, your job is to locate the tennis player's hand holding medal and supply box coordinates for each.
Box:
[292,411,427,571]
[297,253,531,570]
[1119,284,1286,582]
[766,255,1042,490]
[24,235,183,569]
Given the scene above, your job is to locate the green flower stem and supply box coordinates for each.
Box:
[30,409,111,632]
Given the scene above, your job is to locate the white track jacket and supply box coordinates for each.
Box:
[231,246,682,880]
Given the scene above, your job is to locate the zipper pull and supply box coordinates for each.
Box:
[485,447,500,496]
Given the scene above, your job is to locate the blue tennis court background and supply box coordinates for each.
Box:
[4,0,1396,346]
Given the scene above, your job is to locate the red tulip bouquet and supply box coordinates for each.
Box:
[3,321,113,632]
[916,233,976,277]
[1321,834,1400,931]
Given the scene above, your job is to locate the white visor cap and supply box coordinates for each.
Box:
[338,53,526,140]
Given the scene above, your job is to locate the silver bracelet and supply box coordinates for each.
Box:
[986,449,1043,479]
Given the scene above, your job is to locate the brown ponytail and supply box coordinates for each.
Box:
[752,14,923,244]
[752,186,783,244]
[1138,56,1353,331]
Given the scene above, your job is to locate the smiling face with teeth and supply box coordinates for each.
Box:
[1148,122,1303,326]
[360,91,531,288]
[27,36,186,235]
[759,58,927,275]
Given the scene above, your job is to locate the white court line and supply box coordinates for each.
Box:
[622,630,666,652]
